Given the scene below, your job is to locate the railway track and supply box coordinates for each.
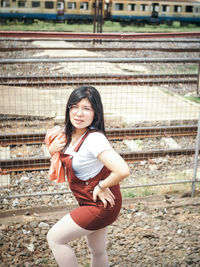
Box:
[0,125,198,173]
[0,74,197,87]
[0,125,197,146]
[1,38,200,43]
[1,47,200,53]
[0,31,200,40]
[0,148,196,173]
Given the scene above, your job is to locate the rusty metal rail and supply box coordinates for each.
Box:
[2,73,195,81]
[0,74,197,87]
[1,47,200,53]
[0,74,197,81]
[0,31,200,39]
[0,80,196,87]
[1,38,199,43]
[0,125,197,146]
[0,148,196,174]
[0,57,199,64]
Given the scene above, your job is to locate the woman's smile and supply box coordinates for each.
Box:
[74,118,84,124]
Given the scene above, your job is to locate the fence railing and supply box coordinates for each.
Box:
[0,56,200,204]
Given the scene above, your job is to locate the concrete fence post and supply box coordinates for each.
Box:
[191,111,200,197]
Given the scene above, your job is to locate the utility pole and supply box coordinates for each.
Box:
[93,0,103,44]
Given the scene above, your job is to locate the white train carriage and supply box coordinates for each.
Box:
[109,0,200,26]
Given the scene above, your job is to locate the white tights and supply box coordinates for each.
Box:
[47,213,109,267]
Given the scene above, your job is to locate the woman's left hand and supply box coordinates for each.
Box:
[93,186,115,208]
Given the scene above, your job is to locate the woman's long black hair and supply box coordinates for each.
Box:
[64,86,106,146]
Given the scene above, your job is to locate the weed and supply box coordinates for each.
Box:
[0,20,199,33]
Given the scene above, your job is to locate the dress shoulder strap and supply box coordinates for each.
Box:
[74,129,98,152]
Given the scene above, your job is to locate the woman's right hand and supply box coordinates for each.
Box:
[49,134,66,155]
[93,185,115,208]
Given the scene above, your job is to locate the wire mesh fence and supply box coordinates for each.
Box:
[0,56,200,206]
[0,58,199,125]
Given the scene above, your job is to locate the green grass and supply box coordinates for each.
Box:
[0,20,200,32]
[158,64,198,75]
[176,64,199,74]
[185,95,200,104]
[121,181,197,199]
[122,188,154,198]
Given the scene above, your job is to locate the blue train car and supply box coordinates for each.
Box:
[0,0,65,23]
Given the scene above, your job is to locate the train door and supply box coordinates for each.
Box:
[151,3,159,18]
[1,0,10,7]
[57,0,64,16]
[104,0,111,20]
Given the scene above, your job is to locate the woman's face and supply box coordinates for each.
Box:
[69,98,94,130]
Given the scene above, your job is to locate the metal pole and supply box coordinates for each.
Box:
[93,0,97,33]
[93,0,97,45]
[97,0,100,33]
[197,63,200,96]
[191,111,200,197]
[100,0,103,33]
[99,0,103,44]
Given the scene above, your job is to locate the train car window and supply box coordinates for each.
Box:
[174,5,182,12]
[68,2,76,9]
[18,0,27,7]
[57,2,64,10]
[128,4,135,11]
[1,0,10,7]
[154,5,159,12]
[80,2,88,10]
[45,1,54,9]
[32,1,40,8]
[140,4,148,12]
[185,5,193,13]
[162,5,170,12]
[114,3,123,11]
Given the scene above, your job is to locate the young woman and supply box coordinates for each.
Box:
[46,86,130,267]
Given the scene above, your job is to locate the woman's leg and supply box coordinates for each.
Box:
[86,227,109,267]
[47,213,92,267]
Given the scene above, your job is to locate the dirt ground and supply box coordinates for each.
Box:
[1,193,200,267]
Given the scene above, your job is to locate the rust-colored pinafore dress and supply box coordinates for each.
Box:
[60,130,122,231]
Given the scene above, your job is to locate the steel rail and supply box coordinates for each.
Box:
[1,47,200,53]
[0,31,200,39]
[0,125,197,146]
[0,80,196,87]
[0,148,196,173]
[0,73,197,81]
[0,57,199,64]
[0,38,200,43]
[0,73,197,87]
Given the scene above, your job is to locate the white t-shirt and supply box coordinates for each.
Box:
[64,132,112,180]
